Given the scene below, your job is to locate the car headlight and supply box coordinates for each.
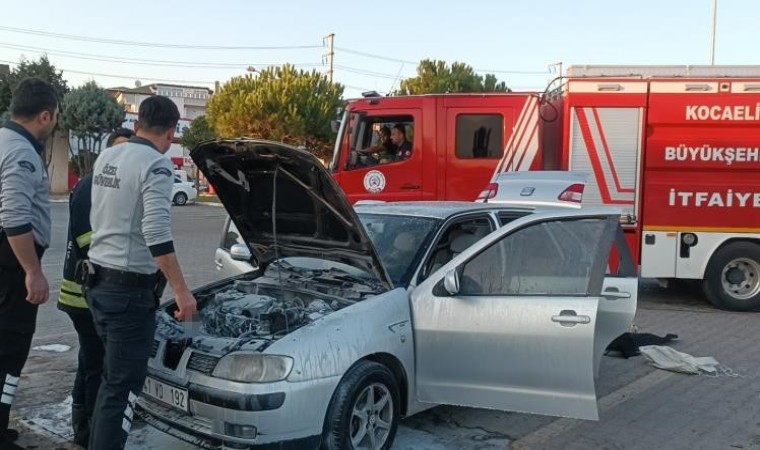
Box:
[212,353,294,383]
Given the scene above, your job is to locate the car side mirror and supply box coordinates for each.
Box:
[443,269,460,296]
[230,244,252,261]
[331,120,341,133]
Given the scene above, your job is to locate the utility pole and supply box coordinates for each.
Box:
[324,33,335,82]
[710,0,718,65]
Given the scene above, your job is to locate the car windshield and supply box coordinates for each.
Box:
[357,213,440,287]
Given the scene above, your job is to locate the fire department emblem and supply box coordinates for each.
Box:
[363,170,386,194]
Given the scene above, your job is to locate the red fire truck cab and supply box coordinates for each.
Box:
[329,92,543,204]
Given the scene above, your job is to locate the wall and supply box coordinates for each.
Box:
[47,133,70,194]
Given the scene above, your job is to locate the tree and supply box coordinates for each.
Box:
[207,64,344,160]
[396,59,510,95]
[182,115,217,151]
[0,56,70,169]
[60,81,126,176]
[0,55,69,117]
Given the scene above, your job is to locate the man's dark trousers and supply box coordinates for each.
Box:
[66,309,105,444]
[87,281,155,450]
[0,267,38,441]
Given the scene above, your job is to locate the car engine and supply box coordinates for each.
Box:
[200,280,341,338]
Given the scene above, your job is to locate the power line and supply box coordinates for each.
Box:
[0,43,321,69]
[0,25,321,50]
[336,47,417,65]
[0,43,324,69]
[0,59,217,85]
[334,64,400,80]
[336,46,550,75]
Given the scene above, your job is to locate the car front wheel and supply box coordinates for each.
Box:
[323,361,400,450]
[173,192,188,206]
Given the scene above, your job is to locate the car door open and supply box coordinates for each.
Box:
[411,212,623,421]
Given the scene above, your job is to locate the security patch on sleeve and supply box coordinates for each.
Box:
[18,161,36,173]
[152,167,172,177]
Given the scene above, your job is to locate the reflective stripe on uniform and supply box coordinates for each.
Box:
[122,391,138,433]
[1,374,19,405]
[58,291,88,309]
[75,231,93,249]
[58,278,88,309]
[62,279,83,295]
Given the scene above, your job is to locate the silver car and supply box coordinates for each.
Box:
[138,139,638,450]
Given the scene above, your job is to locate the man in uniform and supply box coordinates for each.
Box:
[391,123,413,161]
[57,127,134,446]
[0,78,58,450]
[86,96,197,449]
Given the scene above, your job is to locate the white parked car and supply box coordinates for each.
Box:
[171,176,197,206]
[138,140,637,450]
[478,171,588,208]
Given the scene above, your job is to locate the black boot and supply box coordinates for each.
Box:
[0,438,24,450]
[71,403,89,447]
[0,430,18,442]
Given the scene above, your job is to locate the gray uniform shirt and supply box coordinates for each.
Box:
[88,137,175,274]
[0,122,51,248]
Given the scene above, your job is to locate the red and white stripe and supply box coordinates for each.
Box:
[493,95,541,177]
[574,107,635,205]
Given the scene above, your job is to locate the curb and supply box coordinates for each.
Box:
[196,202,224,208]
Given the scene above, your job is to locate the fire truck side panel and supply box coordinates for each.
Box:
[640,81,760,279]
[567,107,641,214]
[639,231,678,278]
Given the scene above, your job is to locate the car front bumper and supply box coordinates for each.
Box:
[136,371,341,448]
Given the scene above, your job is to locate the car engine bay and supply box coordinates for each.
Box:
[154,261,385,355]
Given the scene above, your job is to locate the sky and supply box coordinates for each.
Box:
[0,0,757,98]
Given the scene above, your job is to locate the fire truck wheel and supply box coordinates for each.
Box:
[703,242,760,312]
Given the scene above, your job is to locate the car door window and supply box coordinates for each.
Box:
[498,211,531,226]
[420,216,494,281]
[458,218,612,296]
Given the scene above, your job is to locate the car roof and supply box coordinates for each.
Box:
[354,201,539,220]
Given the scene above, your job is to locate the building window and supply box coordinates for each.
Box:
[455,114,504,159]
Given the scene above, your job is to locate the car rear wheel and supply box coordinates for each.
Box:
[173,192,188,206]
[703,242,760,311]
[323,361,400,450]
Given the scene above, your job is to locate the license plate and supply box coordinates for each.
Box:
[142,377,188,412]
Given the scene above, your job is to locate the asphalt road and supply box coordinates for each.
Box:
[11,203,760,450]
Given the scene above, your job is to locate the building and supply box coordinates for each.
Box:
[109,83,213,120]
[108,83,214,162]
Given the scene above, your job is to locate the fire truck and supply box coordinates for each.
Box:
[328,65,760,311]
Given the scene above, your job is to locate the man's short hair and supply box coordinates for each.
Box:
[138,95,180,133]
[10,78,59,120]
[393,124,406,137]
[106,127,135,147]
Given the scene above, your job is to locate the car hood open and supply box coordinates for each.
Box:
[191,139,392,289]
